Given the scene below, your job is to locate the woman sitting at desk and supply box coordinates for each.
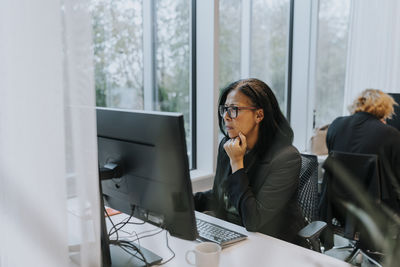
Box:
[194,78,304,244]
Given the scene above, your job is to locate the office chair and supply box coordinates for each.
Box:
[320,151,382,263]
[297,153,327,252]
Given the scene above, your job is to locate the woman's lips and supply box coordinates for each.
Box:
[226,126,233,131]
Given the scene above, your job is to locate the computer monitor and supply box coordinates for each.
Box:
[387,93,400,131]
[96,107,197,266]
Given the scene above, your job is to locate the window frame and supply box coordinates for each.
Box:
[192,0,297,190]
[191,0,219,187]
[143,0,197,169]
[290,0,319,152]
[91,0,320,185]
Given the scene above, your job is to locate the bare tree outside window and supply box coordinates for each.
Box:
[155,0,191,159]
[219,0,241,90]
[90,0,144,109]
[90,0,192,165]
[251,0,290,114]
[314,0,350,128]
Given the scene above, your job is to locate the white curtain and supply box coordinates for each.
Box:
[0,1,100,266]
[343,0,400,114]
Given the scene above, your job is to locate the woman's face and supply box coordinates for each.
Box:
[222,88,263,140]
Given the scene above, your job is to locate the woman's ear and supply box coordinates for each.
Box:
[256,109,264,123]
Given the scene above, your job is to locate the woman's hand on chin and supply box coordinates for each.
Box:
[224,132,247,172]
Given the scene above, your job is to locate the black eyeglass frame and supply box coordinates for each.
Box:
[218,105,258,119]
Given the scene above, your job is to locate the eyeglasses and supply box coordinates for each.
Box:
[218,105,257,119]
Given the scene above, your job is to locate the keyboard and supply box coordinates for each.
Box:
[196,218,247,247]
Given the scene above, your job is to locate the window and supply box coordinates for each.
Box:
[90,0,194,167]
[154,0,192,161]
[251,0,290,114]
[218,0,291,115]
[91,0,144,109]
[91,0,295,172]
[219,0,241,89]
[314,0,350,128]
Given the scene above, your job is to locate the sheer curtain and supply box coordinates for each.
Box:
[343,0,400,113]
[0,1,100,266]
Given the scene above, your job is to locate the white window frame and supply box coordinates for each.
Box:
[290,0,319,152]
[143,0,155,110]
[191,0,319,191]
[240,0,252,78]
[191,0,325,190]
[190,0,220,192]
[144,0,199,174]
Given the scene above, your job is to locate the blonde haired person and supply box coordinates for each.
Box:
[326,89,400,213]
[349,89,397,123]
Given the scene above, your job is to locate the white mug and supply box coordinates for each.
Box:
[185,242,221,267]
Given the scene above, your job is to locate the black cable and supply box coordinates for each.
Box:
[131,228,164,242]
[119,223,144,236]
[115,221,146,232]
[109,209,146,253]
[106,209,175,266]
[122,230,141,258]
[120,226,158,249]
[134,227,163,237]
[112,212,146,237]
[108,239,149,266]
[104,206,119,241]
[132,226,176,266]
[105,206,149,265]
[115,220,146,235]
[154,230,176,266]
[108,206,135,237]
[117,241,150,267]
[104,207,149,266]
[108,214,132,236]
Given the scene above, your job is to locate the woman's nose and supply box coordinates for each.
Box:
[223,111,231,121]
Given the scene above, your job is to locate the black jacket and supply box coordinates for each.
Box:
[194,136,304,243]
[326,112,400,212]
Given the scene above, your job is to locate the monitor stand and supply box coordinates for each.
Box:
[108,244,162,267]
[99,171,163,267]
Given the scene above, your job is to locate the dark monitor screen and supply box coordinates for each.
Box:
[96,107,197,264]
[387,93,400,131]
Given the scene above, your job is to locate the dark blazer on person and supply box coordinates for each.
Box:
[326,111,400,212]
[194,135,304,243]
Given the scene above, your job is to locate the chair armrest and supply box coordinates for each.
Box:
[298,221,327,239]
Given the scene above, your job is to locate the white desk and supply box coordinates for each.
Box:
[107,211,351,267]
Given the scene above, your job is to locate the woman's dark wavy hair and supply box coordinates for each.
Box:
[218,78,294,157]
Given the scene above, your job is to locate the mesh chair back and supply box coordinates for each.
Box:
[298,154,319,223]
